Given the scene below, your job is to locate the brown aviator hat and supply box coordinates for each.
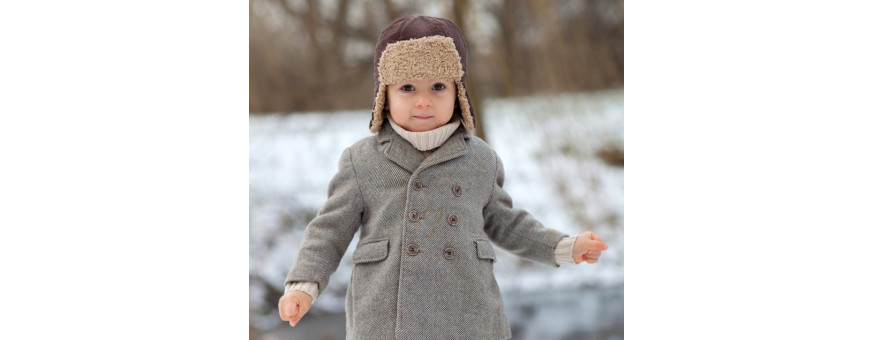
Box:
[369,15,476,133]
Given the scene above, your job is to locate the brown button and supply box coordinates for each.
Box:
[407,244,420,256]
[447,214,459,226]
[452,185,462,197]
[443,247,456,259]
[408,210,419,222]
[413,179,423,191]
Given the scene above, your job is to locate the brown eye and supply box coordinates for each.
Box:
[400,85,415,91]
[432,83,447,91]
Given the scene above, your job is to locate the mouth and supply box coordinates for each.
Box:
[413,115,434,119]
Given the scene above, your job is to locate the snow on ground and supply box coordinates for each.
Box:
[249,89,624,338]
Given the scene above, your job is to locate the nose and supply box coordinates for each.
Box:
[415,94,433,109]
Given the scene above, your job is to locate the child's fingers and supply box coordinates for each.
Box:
[589,232,604,242]
[589,240,608,251]
[280,295,302,323]
[579,255,596,264]
[287,296,312,327]
[583,239,606,252]
[582,232,608,251]
[285,303,298,320]
[287,299,302,318]
[584,232,606,247]
[278,297,293,321]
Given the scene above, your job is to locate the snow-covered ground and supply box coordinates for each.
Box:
[250,89,624,339]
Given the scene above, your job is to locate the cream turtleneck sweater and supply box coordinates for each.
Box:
[387,116,460,154]
[286,120,580,301]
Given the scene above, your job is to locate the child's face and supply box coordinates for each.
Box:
[386,79,457,132]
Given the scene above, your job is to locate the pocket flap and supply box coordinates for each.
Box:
[474,239,496,262]
[353,239,389,264]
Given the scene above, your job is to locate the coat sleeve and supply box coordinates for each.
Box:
[285,147,365,295]
[482,152,568,267]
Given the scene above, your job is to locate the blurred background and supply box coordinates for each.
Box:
[250,0,623,339]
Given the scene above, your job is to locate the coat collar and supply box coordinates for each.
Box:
[377,122,470,174]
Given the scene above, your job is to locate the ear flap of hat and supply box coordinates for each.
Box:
[370,83,388,133]
[455,79,475,131]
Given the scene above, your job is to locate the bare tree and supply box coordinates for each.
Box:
[249,0,624,116]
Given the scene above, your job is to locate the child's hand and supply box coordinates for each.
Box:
[572,231,609,264]
[278,291,313,327]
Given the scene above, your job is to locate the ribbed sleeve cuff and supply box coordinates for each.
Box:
[554,235,578,266]
[285,281,320,301]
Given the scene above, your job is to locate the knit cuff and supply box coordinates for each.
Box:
[285,281,320,302]
[554,235,578,266]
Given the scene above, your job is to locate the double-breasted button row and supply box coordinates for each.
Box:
[409,211,458,225]
[408,182,461,226]
[409,179,462,197]
[408,210,458,225]
[406,244,456,260]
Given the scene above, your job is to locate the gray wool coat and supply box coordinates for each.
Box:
[286,123,568,339]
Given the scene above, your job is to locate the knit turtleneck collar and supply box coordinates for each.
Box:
[387,116,461,151]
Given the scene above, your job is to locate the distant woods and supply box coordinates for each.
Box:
[250,0,623,114]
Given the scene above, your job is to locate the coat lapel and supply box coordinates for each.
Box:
[417,127,469,171]
[378,125,425,174]
[377,123,470,174]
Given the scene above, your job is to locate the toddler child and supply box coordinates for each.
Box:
[278,15,608,339]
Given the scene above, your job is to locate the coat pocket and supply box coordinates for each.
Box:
[352,238,389,264]
[474,239,496,263]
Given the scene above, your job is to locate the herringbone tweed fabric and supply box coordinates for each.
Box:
[286,123,567,339]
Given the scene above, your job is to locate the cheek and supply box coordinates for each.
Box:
[385,92,400,112]
[386,96,407,122]
[440,95,457,114]
[388,99,404,115]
